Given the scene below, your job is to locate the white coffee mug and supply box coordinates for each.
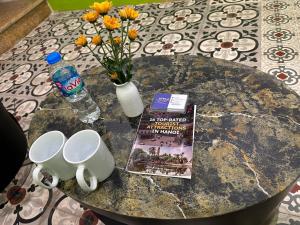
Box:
[63,130,115,192]
[29,131,76,189]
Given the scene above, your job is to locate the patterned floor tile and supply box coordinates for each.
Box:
[289,82,300,95]
[266,64,300,87]
[263,28,296,48]
[0,0,300,225]
[69,53,101,74]
[277,212,300,225]
[156,0,202,10]
[156,8,204,32]
[279,181,300,217]
[263,45,299,64]
[47,208,103,225]
[263,13,293,28]
[261,0,300,95]
[50,10,85,20]
[0,61,52,98]
[0,162,32,205]
[47,18,83,38]
[0,63,34,94]
[280,198,300,219]
[261,40,300,90]
[160,0,207,17]
[25,20,54,39]
[205,2,260,29]
[193,0,261,67]
[266,1,298,24]
[0,95,42,131]
[262,0,300,94]
[196,28,260,67]
[210,0,259,6]
[0,166,53,225]
[142,31,196,56]
[47,195,104,225]
[25,37,72,62]
[0,39,38,62]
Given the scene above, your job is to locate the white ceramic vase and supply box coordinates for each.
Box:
[114,81,144,117]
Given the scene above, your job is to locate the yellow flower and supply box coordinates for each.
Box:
[103,15,121,30]
[82,11,99,23]
[118,8,127,20]
[119,7,139,20]
[90,1,112,15]
[92,35,102,45]
[113,36,122,45]
[128,29,138,41]
[110,72,118,80]
[75,35,87,47]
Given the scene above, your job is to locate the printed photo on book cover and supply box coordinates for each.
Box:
[126,104,196,179]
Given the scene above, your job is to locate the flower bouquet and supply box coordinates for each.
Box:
[75,1,144,117]
[75,1,139,85]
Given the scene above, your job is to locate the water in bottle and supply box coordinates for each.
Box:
[46,52,100,123]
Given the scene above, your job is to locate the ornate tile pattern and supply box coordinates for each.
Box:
[261,0,300,95]
[196,0,260,67]
[0,0,300,224]
[198,29,259,61]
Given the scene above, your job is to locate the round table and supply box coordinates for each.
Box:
[28,55,300,225]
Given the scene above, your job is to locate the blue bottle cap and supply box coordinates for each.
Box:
[46,52,62,65]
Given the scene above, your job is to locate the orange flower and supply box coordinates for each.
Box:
[118,8,127,20]
[113,36,122,45]
[103,15,121,30]
[82,11,99,23]
[90,1,112,15]
[128,29,138,41]
[119,7,139,20]
[75,35,87,47]
[110,72,118,80]
[92,35,102,45]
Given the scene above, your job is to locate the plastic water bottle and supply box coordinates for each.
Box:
[46,52,100,123]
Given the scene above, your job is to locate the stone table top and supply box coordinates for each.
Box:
[28,55,300,220]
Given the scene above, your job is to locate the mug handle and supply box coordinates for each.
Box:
[32,164,59,189]
[76,165,98,192]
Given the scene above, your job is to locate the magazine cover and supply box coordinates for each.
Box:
[126,104,196,179]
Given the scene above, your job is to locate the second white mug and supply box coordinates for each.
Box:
[63,129,115,192]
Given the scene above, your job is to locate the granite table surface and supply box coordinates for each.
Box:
[28,55,300,220]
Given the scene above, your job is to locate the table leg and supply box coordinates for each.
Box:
[95,212,128,225]
[264,208,279,225]
[93,208,280,225]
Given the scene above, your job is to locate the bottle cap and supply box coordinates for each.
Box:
[46,52,62,65]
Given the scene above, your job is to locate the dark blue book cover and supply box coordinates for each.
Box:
[150,93,171,111]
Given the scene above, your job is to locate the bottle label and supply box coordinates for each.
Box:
[52,66,84,97]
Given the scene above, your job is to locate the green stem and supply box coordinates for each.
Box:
[86,44,106,68]
[121,20,125,59]
[92,21,115,58]
[129,41,132,60]
[100,44,108,59]
[125,20,130,57]
[114,77,123,84]
[92,23,113,59]
[127,21,133,70]
[92,23,100,35]
[127,21,130,37]
[102,40,113,58]
[109,31,119,63]
[86,40,124,84]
